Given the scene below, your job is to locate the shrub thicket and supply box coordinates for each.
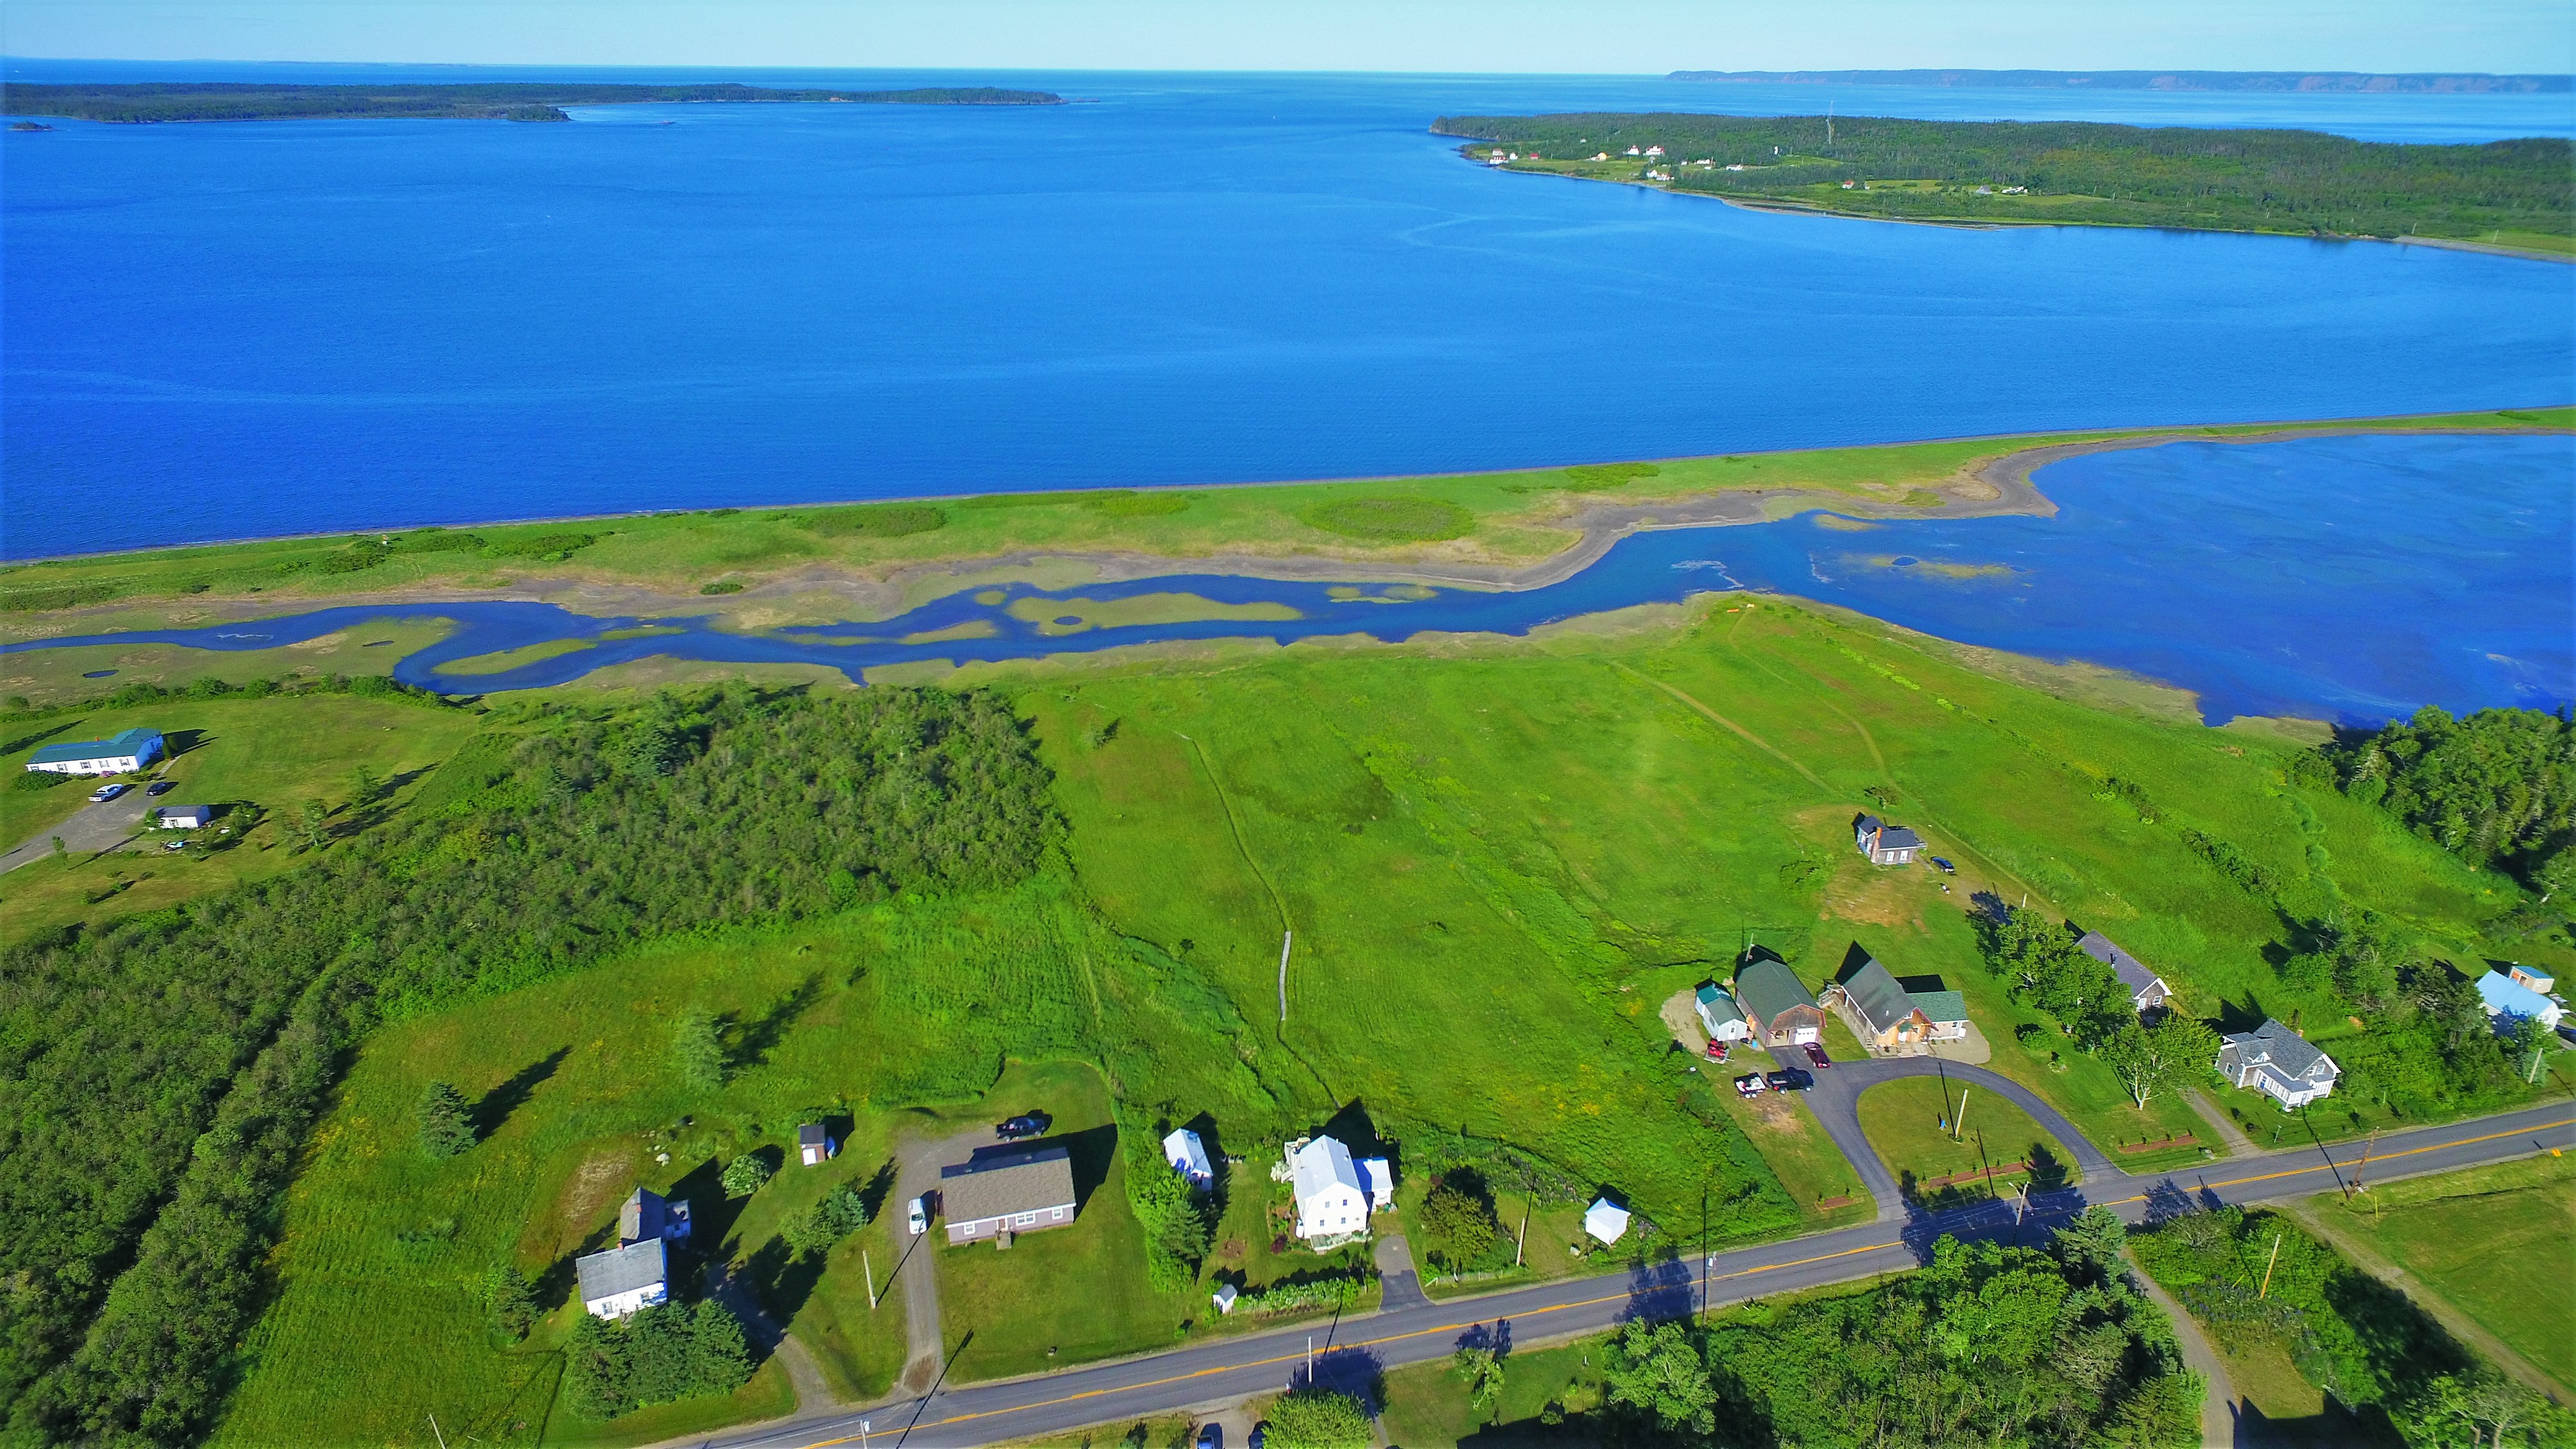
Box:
[563,1301,753,1419]
[0,685,1058,1445]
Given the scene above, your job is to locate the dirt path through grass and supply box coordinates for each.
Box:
[2122,1245,2252,1448]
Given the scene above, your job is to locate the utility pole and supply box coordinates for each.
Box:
[1954,1087,1971,1142]
[427,1415,449,1449]
[2258,1231,2284,1299]
[2350,1131,2377,1200]
[864,1247,878,1309]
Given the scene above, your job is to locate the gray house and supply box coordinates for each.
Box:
[1855,815,1923,866]
[940,1144,1078,1245]
[1827,954,1932,1053]
[620,1187,692,1246]
[2217,1019,2340,1110]
[2078,931,2171,1016]
[577,1238,669,1319]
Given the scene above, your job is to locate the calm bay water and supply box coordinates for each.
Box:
[15,433,2567,725]
[4,68,2571,559]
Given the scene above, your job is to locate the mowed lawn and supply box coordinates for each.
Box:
[1855,1075,2074,1206]
[0,691,491,941]
[2306,1155,2576,1390]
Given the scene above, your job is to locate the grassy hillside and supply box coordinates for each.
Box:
[12,591,2564,1448]
[1436,113,2576,249]
[5,410,2562,637]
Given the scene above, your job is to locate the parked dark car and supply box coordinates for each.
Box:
[996,1113,1051,1141]
[145,779,176,796]
[1766,1068,1814,1092]
[1802,1042,1832,1069]
[1929,857,1956,874]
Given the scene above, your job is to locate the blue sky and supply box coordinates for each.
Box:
[4,0,2569,73]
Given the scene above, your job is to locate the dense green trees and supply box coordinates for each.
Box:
[1435,113,2574,244]
[1262,1387,1376,1448]
[1417,1172,1508,1274]
[1980,906,2129,1046]
[2132,1206,2572,1448]
[1119,1110,1213,1290]
[0,685,1059,1445]
[562,1301,753,1419]
[1596,1218,2201,1446]
[2329,706,2574,886]
[720,1155,774,1199]
[780,1185,871,1259]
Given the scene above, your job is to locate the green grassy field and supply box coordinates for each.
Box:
[1854,1075,2072,1206]
[1378,1334,1616,1446]
[0,692,491,940]
[62,582,2564,1449]
[4,411,2562,637]
[2306,1154,2576,1391]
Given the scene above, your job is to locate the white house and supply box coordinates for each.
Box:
[1163,1127,1215,1189]
[155,805,213,829]
[24,728,165,777]
[576,1238,669,1319]
[1212,1282,1239,1315]
[2477,971,2564,1032]
[1359,1156,1394,1210]
[798,1122,836,1167]
[2506,963,2557,994]
[2216,1019,2340,1110]
[1584,1198,1630,1245]
[1643,145,1666,156]
[1694,985,1754,1043]
[1288,1136,1370,1240]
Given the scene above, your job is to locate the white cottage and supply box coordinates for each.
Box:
[1288,1136,1370,1240]
[576,1238,669,1319]
[1359,1156,1394,1209]
[1163,1127,1215,1189]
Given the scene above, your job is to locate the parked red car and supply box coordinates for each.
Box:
[1802,1043,1832,1069]
[1703,1038,1730,1063]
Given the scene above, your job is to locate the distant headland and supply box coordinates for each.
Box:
[1666,69,2570,94]
[0,82,1065,124]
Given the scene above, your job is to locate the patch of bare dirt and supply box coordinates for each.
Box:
[1658,989,1709,1052]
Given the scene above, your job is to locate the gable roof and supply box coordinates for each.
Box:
[940,1144,1076,1223]
[1876,824,1923,850]
[620,1188,673,1244]
[1735,958,1817,1025]
[797,1122,829,1149]
[28,728,162,766]
[1835,955,1923,1036]
[2226,1019,2336,1081]
[577,1238,667,1303]
[1694,984,1747,1028]
[1908,989,1968,1026]
[2478,971,2557,1020]
[1289,1135,1365,1206]
[2078,931,2167,1001]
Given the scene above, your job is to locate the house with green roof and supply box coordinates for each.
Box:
[1827,952,1932,1052]
[24,728,164,777]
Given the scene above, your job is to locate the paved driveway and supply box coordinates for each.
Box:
[0,788,155,874]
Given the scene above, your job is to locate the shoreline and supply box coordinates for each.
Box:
[1469,153,2576,264]
[5,417,2564,646]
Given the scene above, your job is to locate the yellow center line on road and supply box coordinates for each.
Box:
[778,1117,2575,1446]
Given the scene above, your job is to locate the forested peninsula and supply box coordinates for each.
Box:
[0,82,1063,124]
[1435,113,2575,254]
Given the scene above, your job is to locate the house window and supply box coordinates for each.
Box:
[1012,1212,1037,1227]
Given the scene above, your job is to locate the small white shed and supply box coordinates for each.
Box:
[1212,1282,1239,1314]
[156,805,213,829]
[1584,1197,1631,1245]
[1358,1157,1394,1209]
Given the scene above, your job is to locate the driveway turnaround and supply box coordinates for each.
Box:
[0,790,155,874]
[679,1100,2575,1448]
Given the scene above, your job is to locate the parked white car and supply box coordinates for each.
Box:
[907,1195,928,1236]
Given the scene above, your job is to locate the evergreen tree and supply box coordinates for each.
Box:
[485,1263,539,1340]
[416,1081,477,1159]
[720,1153,772,1198]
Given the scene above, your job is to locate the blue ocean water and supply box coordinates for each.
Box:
[15,433,2566,725]
[5,68,2571,559]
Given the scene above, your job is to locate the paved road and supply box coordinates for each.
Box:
[0,788,154,874]
[675,1098,2575,1448]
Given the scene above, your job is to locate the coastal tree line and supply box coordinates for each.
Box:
[1435,113,2574,242]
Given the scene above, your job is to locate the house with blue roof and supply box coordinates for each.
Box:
[2476,970,2563,1032]
[24,728,164,777]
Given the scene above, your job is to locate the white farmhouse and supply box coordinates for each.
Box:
[25,728,164,777]
[1163,1127,1215,1189]
[2216,1019,2340,1110]
[576,1238,669,1319]
[1288,1136,1370,1240]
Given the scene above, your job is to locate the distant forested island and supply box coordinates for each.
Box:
[1667,69,2568,93]
[1435,113,2574,253]
[0,82,1063,124]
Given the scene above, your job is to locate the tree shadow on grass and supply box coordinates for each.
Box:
[743,1235,829,1329]
[1,719,85,756]
[475,1046,570,1139]
[735,972,825,1068]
